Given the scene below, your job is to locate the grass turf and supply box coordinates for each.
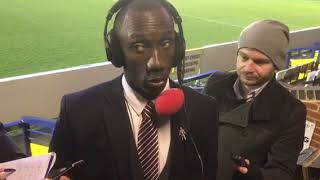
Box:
[0,0,320,78]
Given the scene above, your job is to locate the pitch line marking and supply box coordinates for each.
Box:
[181,13,244,29]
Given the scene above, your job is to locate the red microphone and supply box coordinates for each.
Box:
[155,88,185,116]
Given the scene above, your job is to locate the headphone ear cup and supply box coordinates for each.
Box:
[173,32,186,67]
[106,29,124,67]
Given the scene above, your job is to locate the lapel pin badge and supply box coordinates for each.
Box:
[179,126,187,141]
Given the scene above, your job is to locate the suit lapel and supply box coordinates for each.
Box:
[167,88,203,179]
[168,80,188,172]
[102,76,143,180]
[166,99,188,180]
[154,83,207,179]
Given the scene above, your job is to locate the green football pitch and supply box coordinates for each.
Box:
[1,0,320,78]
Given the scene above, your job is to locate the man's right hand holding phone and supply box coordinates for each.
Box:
[232,155,250,173]
[232,155,262,180]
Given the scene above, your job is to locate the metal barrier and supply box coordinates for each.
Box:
[4,116,56,156]
[182,69,220,92]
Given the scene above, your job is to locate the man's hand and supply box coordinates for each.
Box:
[0,168,6,180]
[0,167,15,180]
[43,176,71,180]
[237,159,250,174]
[235,159,263,180]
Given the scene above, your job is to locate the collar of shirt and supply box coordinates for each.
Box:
[122,75,170,115]
[233,78,269,100]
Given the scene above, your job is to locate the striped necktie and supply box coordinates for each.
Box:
[246,91,256,102]
[137,101,159,180]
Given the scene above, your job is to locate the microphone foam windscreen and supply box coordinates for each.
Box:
[155,88,184,116]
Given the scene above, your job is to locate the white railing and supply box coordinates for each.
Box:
[1,27,320,123]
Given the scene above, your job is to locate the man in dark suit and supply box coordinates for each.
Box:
[49,0,218,179]
[203,20,306,180]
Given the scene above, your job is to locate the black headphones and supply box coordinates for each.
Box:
[103,0,186,70]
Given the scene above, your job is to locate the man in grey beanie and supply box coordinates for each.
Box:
[204,19,306,180]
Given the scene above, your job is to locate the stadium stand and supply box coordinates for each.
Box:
[305,70,320,87]
[276,43,320,180]
[276,43,320,86]
[3,42,320,180]
[4,116,56,156]
[4,120,31,156]
[2,71,218,156]
[182,69,219,91]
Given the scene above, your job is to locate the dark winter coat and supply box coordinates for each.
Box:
[204,72,306,180]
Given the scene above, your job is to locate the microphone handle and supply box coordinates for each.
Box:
[50,160,85,180]
[52,166,73,180]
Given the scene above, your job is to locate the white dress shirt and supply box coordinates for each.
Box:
[122,75,171,173]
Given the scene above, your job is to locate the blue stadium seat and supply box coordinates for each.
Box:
[4,116,57,156]
[182,69,220,92]
[4,120,32,156]
[20,116,56,148]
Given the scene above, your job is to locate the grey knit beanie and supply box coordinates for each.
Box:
[238,19,290,70]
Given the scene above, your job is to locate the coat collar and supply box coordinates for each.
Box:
[224,73,239,100]
[219,102,252,127]
[222,73,281,123]
[101,75,143,180]
[251,76,281,122]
